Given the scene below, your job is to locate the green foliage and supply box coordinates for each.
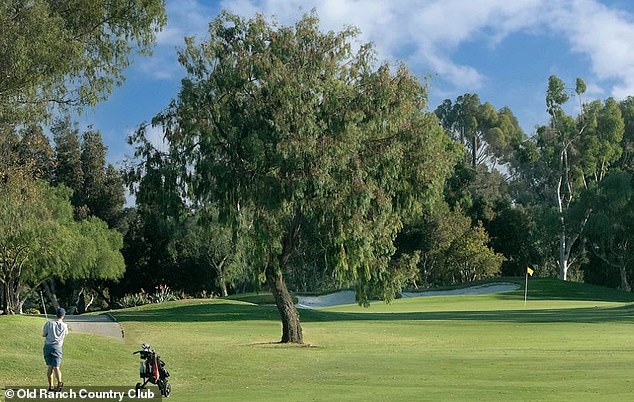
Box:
[0,167,124,314]
[398,203,503,287]
[514,75,626,280]
[435,93,525,168]
[15,124,56,181]
[485,203,542,276]
[116,292,150,309]
[0,0,166,124]
[584,170,634,290]
[72,217,126,281]
[546,75,569,117]
[575,78,587,96]
[146,11,457,311]
[617,96,634,170]
[170,210,248,297]
[116,285,180,308]
[149,284,180,304]
[121,137,216,298]
[52,116,83,191]
[51,120,126,227]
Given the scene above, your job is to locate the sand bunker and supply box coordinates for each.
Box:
[296,283,519,309]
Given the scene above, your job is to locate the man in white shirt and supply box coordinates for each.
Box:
[42,307,69,391]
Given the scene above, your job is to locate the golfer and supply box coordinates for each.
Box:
[43,307,69,391]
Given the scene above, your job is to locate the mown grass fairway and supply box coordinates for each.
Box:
[2,279,634,401]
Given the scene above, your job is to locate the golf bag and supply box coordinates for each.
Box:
[133,343,171,397]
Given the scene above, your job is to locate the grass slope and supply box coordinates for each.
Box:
[2,279,634,401]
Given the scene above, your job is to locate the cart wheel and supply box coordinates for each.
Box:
[135,383,142,390]
[163,381,171,397]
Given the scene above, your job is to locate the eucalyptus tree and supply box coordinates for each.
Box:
[435,94,524,169]
[146,12,456,343]
[585,170,634,290]
[532,76,624,280]
[0,0,166,124]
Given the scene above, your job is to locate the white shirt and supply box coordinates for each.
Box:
[43,319,69,346]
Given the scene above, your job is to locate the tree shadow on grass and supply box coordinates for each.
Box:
[111,300,634,325]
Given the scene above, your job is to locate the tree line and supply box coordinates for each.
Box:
[3,5,634,344]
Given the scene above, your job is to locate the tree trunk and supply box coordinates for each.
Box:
[1,281,9,315]
[5,277,21,314]
[219,281,228,298]
[70,286,85,314]
[42,279,60,310]
[0,282,4,314]
[559,231,568,281]
[619,265,630,292]
[471,134,477,168]
[213,259,229,297]
[266,267,303,344]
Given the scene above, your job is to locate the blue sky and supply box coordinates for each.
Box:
[76,0,634,166]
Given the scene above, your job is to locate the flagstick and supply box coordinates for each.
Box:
[524,273,528,305]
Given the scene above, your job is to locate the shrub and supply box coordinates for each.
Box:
[116,285,181,309]
[150,284,179,303]
[116,292,150,309]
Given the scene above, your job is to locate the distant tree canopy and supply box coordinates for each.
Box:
[51,117,126,228]
[134,11,458,343]
[435,94,524,169]
[0,168,124,314]
[0,120,127,313]
[0,0,166,124]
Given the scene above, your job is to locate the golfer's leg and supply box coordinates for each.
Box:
[47,366,54,389]
[53,367,62,385]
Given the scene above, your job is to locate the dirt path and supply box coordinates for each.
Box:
[63,314,124,342]
[296,283,520,309]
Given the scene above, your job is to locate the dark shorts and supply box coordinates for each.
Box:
[43,344,63,367]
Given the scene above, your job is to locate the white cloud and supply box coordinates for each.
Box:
[148,0,634,97]
[218,1,537,91]
[218,0,551,90]
[134,0,215,80]
[546,0,634,98]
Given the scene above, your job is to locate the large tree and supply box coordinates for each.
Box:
[143,12,456,343]
[528,76,624,280]
[0,0,166,124]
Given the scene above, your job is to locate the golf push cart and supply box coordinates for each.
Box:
[133,343,171,397]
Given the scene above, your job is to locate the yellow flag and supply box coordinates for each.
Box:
[527,267,534,276]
